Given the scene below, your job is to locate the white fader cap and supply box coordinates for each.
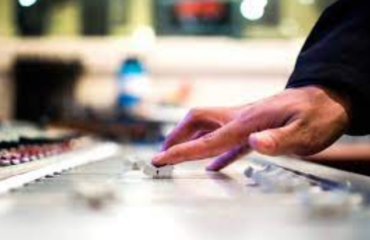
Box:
[142,163,174,179]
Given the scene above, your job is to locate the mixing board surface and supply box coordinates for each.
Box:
[0,122,369,240]
[0,142,370,240]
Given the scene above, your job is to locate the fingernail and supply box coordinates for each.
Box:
[206,164,219,172]
[206,161,221,172]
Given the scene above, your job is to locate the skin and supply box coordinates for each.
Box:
[308,143,370,161]
[151,86,351,171]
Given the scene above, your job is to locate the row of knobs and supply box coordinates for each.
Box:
[0,142,73,166]
[244,164,312,193]
[244,163,363,217]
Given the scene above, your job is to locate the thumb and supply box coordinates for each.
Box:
[248,124,299,156]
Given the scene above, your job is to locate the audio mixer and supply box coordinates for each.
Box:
[0,123,370,240]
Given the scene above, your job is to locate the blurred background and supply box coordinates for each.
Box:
[2,0,369,170]
[0,0,336,119]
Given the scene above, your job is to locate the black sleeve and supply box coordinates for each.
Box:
[286,0,370,135]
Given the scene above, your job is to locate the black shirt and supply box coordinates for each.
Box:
[286,0,370,135]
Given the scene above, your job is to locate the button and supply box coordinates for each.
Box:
[245,164,312,193]
[142,162,174,179]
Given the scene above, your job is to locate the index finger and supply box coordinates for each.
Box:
[162,112,220,151]
[161,119,195,151]
[152,121,249,166]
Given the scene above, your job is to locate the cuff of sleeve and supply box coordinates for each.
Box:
[286,64,370,136]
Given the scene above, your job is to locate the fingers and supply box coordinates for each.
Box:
[248,121,301,156]
[206,145,251,172]
[161,118,196,151]
[161,109,220,151]
[190,130,211,141]
[152,122,246,166]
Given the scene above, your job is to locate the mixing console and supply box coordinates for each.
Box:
[0,141,74,166]
[0,122,120,194]
[0,123,369,240]
[0,122,81,167]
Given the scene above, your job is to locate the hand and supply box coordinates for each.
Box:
[152,86,351,171]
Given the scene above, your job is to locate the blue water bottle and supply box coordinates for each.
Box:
[117,57,150,110]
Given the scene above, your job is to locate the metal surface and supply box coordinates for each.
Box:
[0,143,120,194]
[0,145,370,240]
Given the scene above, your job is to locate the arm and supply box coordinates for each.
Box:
[287,0,370,135]
[152,86,350,170]
[151,0,368,170]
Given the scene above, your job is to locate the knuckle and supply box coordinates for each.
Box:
[187,108,205,120]
[200,132,216,144]
[231,127,249,145]
[294,118,305,128]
